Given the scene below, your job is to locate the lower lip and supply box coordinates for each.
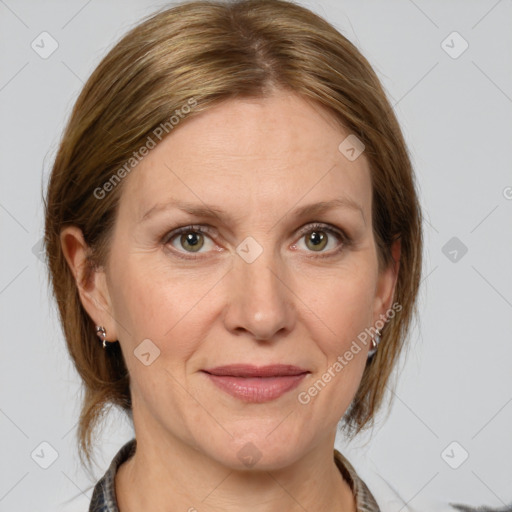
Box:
[203,372,308,403]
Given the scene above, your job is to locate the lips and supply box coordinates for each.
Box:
[201,364,310,403]
[202,364,309,378]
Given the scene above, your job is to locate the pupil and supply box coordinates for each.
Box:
[182,231,203,252]
[187,233,198,245]
[310,231,323,245]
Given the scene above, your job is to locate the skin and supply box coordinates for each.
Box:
[61,88,400,512]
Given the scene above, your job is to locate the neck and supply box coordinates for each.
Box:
[116,430,356,512]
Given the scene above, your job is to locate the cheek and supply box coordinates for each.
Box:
[296,276,375,426]
[307,266,377,350]
[109,254,219,363]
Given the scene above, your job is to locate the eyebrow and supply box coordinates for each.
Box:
[139,197,366,225]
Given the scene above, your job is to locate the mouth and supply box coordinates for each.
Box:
[201,364,310,403]
[202,364,309,378]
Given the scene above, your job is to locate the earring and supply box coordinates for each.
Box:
[367,329,381,358]
[95,325,110,349]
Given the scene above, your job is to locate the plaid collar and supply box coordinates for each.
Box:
[334,448,381,512]
[88,439,136,512]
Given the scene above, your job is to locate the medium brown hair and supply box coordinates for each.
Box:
[44,0,423,470]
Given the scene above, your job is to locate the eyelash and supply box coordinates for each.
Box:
[161,222,351,260]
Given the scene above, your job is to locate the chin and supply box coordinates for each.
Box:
[205,431,308,472]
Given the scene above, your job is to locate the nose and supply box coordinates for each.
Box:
[222,246,296,341]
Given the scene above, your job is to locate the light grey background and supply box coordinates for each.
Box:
[1,1,511,511]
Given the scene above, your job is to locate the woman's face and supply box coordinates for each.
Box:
[85,89,398,469]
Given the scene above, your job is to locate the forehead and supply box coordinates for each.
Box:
[120,90,372,222]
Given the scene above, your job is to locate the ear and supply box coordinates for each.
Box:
[372,237,401,325]
[59,225,118,341]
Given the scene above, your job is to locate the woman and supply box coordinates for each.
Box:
[43,1,423,510]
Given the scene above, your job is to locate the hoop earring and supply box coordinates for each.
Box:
[96,325,112,349]
[367,329,381,358]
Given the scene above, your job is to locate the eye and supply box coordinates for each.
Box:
[163,225,217,257]
[293,223,348,257]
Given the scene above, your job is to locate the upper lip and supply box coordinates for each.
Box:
[202,364,310,378]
